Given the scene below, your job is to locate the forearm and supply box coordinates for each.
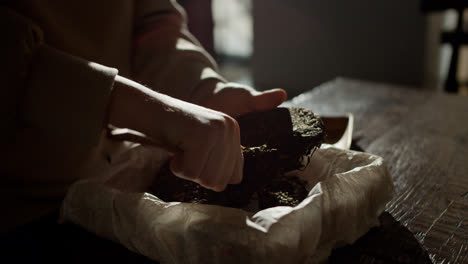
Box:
[132,0,225,103]
[108,75,169,141]
[108,74,243,192]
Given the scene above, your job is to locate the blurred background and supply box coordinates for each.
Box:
[180,0,468,97]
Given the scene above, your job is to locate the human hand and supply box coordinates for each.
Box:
[108,76,243,191]
[193,81,287,117]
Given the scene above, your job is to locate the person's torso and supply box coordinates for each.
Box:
[7,0,134,76]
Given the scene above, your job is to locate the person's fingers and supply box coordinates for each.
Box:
[169,154,186,179]
[189,116,241,191]
[198,123,240,191]
[199,148,229,191]
[226,121,243,185]
[228,148,244,185]
[249,88,288,112]
[169,143,210,181]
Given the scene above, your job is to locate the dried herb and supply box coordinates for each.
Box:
[149,107,324,209]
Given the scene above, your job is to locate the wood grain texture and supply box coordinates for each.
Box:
[286,78,468,263]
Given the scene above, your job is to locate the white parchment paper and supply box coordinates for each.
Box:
[60,142,393,264]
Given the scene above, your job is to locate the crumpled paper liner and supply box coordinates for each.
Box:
[60,143,393,264]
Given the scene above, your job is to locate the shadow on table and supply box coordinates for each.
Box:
[1,211,158,264]
[2,212,432,263]
[329,212,433,264]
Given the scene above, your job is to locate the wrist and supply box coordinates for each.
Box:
[106,75,187,146]
[190,78,226,106]
[107,75,132,129]
[107,75,161,136]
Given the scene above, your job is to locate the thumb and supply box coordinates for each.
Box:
[250,88,287,112]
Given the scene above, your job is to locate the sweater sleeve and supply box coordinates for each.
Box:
[132,0,225,102]
[0,7,118,147]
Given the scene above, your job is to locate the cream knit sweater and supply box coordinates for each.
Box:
[1,0,224,231]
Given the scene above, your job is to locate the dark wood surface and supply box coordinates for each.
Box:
[285,78,468,264]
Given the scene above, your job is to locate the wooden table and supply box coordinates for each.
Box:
[285,78,468,263]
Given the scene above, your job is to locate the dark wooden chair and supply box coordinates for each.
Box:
[421,0,468,93]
